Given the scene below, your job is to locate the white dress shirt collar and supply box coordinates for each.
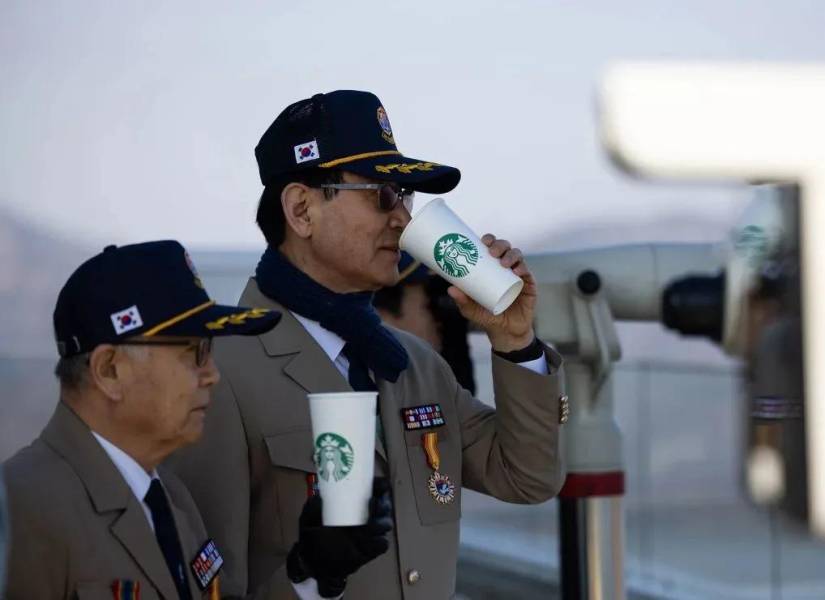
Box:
[91,431,157,502]
[291,312,347,364]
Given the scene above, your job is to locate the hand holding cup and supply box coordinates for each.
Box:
[287,477,394,597]
[446,234,537,352]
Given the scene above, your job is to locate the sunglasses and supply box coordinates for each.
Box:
[319,182,415,212]
[117,337,213,368]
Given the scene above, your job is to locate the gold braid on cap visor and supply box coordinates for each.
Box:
[141,300,216,337]
[318,150,401,169]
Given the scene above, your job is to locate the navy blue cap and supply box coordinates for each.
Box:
[255,90,461,194]
[53,241,281,358]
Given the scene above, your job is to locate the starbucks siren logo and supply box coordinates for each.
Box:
[733,224,770,268]
[434,233,479,278]
[314,433,355,482]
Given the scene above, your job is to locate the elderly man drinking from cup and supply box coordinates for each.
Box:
[169,90,569,600]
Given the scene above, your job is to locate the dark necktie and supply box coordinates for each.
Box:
[342,343,378,392]
[342,343,385,443]
[144,479,192,600]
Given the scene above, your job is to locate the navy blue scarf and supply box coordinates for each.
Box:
[255,246,409,383]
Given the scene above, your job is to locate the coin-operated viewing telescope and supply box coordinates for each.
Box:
[656,185,804,518]
[530,241,719,600]
[529,183,797,599]
[599,61,820,536]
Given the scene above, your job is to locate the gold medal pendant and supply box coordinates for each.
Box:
[422,432,456,504]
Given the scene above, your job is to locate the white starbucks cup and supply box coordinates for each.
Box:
[399,198,524,315]
[308,391,377,526]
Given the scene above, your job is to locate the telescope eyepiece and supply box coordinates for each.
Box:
[662,273,725,342]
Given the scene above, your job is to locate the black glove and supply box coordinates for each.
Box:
[287,477,394,598]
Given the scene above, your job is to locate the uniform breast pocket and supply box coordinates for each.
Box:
[77,582,159,600]
[403,427,462,526]
[264,429,316,473]
[264,429,317,546]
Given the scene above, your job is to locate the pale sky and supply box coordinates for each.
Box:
[1,0,823,251]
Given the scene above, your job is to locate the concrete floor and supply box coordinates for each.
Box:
[457,490,825,600]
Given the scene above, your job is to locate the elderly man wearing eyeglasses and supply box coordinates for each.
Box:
[169,90,569,600]
[1,241,392,600]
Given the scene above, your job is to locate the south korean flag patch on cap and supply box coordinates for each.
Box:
[294,139,319,164]
[111,305,143,335]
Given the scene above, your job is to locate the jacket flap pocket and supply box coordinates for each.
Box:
[264,430,315,473]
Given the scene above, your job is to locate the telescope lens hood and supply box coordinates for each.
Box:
[662,272,725,342]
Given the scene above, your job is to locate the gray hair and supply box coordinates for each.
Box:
[54,345,149,390]
[54,353,90,390]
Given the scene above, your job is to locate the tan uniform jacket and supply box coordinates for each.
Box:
[168,279,566,600]
[2,403,213,600]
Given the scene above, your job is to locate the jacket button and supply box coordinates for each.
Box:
[559,394,570,424]
[407,569,421,585]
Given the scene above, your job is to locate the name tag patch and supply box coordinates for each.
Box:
[190,538,223,591]
[401,404,445,431]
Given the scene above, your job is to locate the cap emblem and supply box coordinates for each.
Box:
[294,140,320,164]
[111,306,144,335]
[376,107,395,144]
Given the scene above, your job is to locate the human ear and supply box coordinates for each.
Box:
[87,345,125,401]
[281,182,314,239]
